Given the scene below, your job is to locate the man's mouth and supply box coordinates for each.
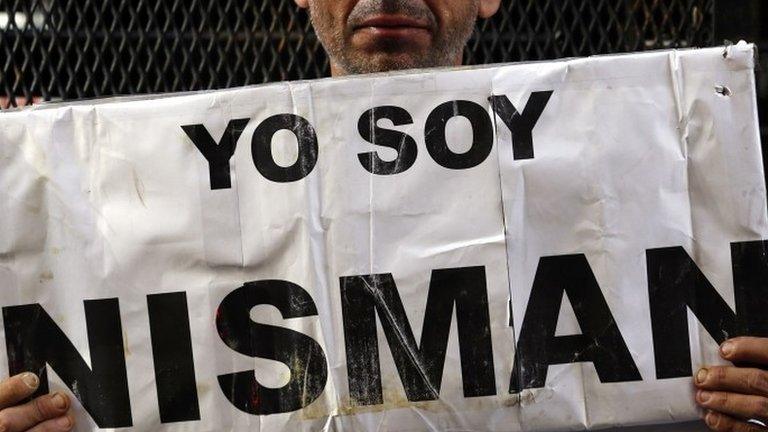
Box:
[352,15,432,39]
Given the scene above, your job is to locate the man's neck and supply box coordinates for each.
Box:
[329,53,465,77]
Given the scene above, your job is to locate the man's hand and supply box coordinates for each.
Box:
[0,373,73,431]
[696,337,768,431]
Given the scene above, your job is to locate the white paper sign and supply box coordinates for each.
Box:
[0,43,764,432]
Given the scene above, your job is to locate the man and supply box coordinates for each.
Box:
[0,1,764,431]
[293,0,501,75]
[295,2,768,432]
[294,1,768,430]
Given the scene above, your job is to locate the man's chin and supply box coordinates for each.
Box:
[339,51,448,75]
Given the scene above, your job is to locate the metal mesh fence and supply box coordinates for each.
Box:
[0,0,716,108]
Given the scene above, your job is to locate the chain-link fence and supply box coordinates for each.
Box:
[0,0,717,108]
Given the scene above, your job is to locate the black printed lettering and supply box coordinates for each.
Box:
[647,241,768,379]
[511,254,641,392]
[490,91,554,160]
[340,266,496,406]
[182,119,250,190]
[424,100,494,169]
[358,106,418,175]
[252,114,319,183]
[2,300,132,427]
[215,280,328,415]
[147,292,200,423]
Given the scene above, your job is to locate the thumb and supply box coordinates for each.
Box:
[0,373,39,409]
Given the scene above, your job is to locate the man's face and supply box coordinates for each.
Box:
[295,0,501,75]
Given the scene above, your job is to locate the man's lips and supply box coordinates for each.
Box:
[354,15,431,31]
[352,15,432,39]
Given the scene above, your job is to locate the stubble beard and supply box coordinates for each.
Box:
[310,0,478,75]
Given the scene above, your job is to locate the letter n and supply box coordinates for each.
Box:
[647,240,768,379]
[3,300,132,427]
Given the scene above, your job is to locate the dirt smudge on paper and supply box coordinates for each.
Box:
[38,270,54,283]
[132,168,147,208]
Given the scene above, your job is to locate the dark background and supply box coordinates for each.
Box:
[0,0,764,145]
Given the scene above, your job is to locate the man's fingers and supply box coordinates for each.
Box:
[0,392,70,432]
[0,373,39,409]
[26,415,74,432]
[721,338,768,365]
[697,390,768,422]
[704,410,768,432]
[696,366,768,397]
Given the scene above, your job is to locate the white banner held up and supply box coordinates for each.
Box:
[0,43,765,432]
